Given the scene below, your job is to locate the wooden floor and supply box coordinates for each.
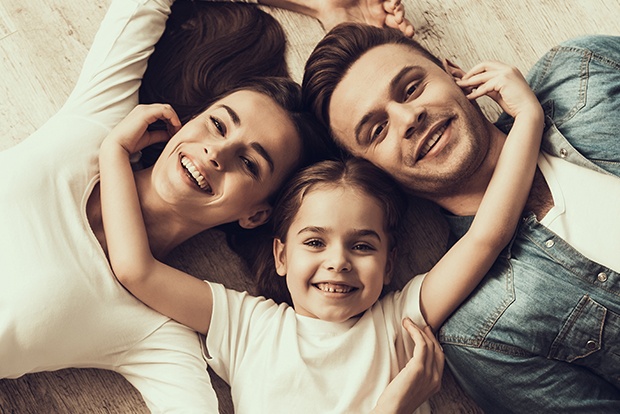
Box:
[1,0,619,412]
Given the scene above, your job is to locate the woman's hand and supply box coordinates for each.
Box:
[318,0,414,36]
[260,0,414,37]
[104,104,181,155]
[372,318,444,413]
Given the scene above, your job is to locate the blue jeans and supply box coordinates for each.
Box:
[439,35,620,413]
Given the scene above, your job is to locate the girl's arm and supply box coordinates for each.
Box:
[420,61,545,331]
[99,104,213,335]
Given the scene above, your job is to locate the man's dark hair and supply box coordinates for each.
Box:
[302,23,444,134]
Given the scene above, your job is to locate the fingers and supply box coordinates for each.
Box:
[384,1,415,37]
[402,318,444,391]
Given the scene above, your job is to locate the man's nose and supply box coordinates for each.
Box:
[389,102,426,140]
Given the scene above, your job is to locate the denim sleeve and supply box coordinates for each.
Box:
[498,35,620,177]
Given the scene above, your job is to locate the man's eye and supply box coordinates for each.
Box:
[405,83,418,100]
[371,122,387,142]
[210,116,224,135]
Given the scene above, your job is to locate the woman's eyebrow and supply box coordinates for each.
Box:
[217,104,240,126]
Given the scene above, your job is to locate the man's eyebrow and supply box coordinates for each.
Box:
[354,65,422,146]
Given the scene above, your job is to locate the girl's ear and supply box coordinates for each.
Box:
[238,203,272,229]
[273,238,287,277]
[383,248,397,286]
[443,58,466,80]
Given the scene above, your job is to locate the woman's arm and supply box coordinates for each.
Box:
[257,0,414,35]
[99,104,214,335]
[420,61,545,331]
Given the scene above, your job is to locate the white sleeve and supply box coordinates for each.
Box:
[61,0,174,130]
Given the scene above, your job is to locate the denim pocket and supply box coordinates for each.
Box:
[549,295,620,388]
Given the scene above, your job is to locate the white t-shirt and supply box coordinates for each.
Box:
[538,152,620,272]
[0,0,242,410]
[206,275,431,414]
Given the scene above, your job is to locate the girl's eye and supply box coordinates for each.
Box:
[304,239,324,249]
[210,116,225,135]
[241,157,259,178]
[370,121,387,143]
[353,243,375,252]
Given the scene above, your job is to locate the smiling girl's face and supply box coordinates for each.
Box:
[151,89,302,230]
[274,185,394,323]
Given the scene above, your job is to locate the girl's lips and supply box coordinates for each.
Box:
[313,282,357,294]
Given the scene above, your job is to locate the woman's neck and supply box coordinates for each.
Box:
[88,169,208,260]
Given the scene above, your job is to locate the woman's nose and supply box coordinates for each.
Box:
[204,144,228,170]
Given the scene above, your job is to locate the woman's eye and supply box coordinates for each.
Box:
[210,116,224,135]
[241,157,259,178]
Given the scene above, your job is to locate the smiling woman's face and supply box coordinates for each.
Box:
[152,89,302,229]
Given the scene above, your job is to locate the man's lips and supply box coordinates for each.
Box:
[180,155,212,194]
[313,282,357,294]
[417,120,450,161]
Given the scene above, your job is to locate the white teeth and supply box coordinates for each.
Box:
[316,283,354,294]
[419,124,447,159]
[181,156,211,192]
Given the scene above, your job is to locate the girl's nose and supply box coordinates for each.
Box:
[204,144,229,170]
[325,248,352,273]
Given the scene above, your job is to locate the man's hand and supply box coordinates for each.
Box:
[372,318,444,413]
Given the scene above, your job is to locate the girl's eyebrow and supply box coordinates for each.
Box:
[297,226,382,241]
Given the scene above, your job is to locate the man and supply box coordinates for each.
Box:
[302,23,620,412]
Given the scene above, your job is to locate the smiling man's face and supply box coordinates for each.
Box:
[329,43,491,198]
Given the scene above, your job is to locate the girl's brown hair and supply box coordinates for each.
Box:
[253,157,409,306]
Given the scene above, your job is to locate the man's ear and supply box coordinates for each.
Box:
[383,248,397,286]
[238,204,272,229]
[443,58,466,80]
[273,238,287,277]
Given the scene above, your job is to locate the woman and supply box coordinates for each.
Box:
[0,0,412,412]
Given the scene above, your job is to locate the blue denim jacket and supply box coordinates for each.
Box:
[438,36,620,413]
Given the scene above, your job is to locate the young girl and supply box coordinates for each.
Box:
[100,60,543,413]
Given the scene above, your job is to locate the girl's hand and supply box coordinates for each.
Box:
[457,61,542,120]
[315,0,415,37]
[372,318,444,413]
[105,104,181,155]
